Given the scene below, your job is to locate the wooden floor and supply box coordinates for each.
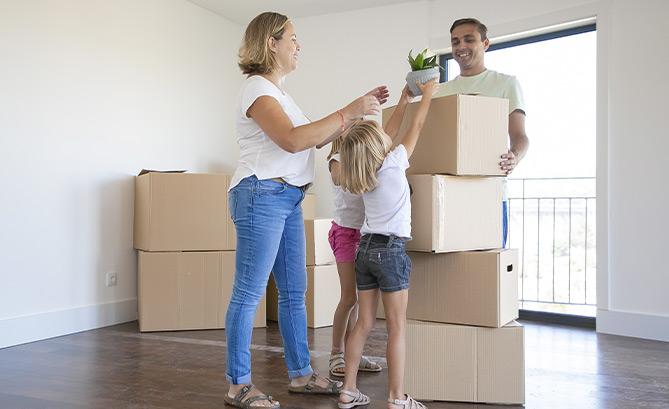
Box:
[0,319,668,409]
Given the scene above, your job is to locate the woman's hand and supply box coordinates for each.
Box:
[341,94,381,120]
[365,85,389,105]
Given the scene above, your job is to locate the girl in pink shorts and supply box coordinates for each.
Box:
[327,138,383,378]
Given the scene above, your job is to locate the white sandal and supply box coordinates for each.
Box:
[338,389,371,409]
[330,353,382,377]
[358,355,382,373]
[388,394,426,409]
[329,352,346,377]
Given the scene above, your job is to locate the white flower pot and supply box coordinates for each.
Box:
[405,67,439,96]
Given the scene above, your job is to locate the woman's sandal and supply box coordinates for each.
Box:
[388,394,426,409]
[223,384,280,409]
[287,372,343,395]
[329,352,346,377]
[338,389,371,409]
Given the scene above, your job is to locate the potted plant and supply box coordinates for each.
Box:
[406,48,442,96]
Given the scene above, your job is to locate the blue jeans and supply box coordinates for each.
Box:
[502,200,509,248]
[225,175,313,384]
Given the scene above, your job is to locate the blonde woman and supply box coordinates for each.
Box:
[326,139,383,378]
[336,79,438,409]
[224,11,388,409]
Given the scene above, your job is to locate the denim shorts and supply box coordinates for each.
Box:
[355,234,411,292]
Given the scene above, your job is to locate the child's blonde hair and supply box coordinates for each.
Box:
[327,135,343,161]
[339,120,390,195]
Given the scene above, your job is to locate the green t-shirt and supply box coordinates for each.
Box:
[434,69,526,115]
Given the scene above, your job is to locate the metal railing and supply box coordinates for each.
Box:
[507,177,596,314]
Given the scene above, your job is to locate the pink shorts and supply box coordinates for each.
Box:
[328,221,361,263]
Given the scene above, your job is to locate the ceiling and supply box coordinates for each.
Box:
[187,0,422,25]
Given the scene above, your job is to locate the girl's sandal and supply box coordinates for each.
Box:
[338,389,371,409]
[388,394,426,409]
[358,355,382,373]
[329,352,346,377]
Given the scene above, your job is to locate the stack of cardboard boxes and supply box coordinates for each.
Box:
[133,171,266,332]
[266,195,341,328]
[381,95,525,405]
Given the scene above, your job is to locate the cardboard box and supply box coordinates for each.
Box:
[408,175,503,252]
[137,251,265,332]
[304,219,335,266]
[134,172,235,251]
[266,264,340,328]
[302,193,316,219]
[403,249,518,327]
[382,94,509,176]
[405,320,524,405]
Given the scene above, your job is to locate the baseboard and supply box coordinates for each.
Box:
[519,309,596,328]
[0,299,137,349]
[597,309,669,342]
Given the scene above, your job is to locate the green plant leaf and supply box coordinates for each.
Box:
[408,49,417,70]
[415,53,424,70]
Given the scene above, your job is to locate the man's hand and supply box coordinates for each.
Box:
[500,149,517,175]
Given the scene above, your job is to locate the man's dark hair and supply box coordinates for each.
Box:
[450,18,488,41]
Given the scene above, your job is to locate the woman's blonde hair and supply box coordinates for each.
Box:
[238,12,289,75]
[339,120,391,195]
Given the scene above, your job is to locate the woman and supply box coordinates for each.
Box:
[224,11,388,409]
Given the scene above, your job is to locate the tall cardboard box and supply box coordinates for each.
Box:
[137,251,266,332]
[405,320,525,405]
[382,94,508,176]
[405,249,518,327]
[302,193,316,219]
[134,172,235,251]
[408,175,503,252]
[304,219,335,266]
[266,264,340,328]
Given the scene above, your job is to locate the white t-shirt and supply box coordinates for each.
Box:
[434,69,526,200]
[360,145,412,239]
[230,75,314,190]
[329,153,365,230]
[434,69,526,114]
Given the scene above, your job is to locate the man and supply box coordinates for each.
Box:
[434,18,530,247]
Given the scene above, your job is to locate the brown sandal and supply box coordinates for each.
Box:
[223,384,280,409]
[288,372,343,395]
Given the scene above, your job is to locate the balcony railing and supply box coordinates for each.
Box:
[507,177,596,316]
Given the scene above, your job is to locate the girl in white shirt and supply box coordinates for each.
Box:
[336,79,439,409]
[326,139,382,378]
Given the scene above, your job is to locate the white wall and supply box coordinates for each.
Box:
[289,1,431,217]
[596,0,669,341]
[0,0,242,348]
[288,0,669,341]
